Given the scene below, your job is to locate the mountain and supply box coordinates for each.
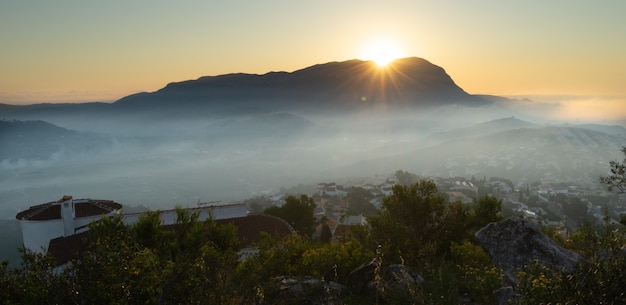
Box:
[112,57,488,113]
[423,117,539,145]
[573,123,626,136]
[0,119,112,161]
[339,125,626,182]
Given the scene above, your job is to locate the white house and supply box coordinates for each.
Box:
[15,195,122,254]
[16,195,250,254]
[16,195,293,266]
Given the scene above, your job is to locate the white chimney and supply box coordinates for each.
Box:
[58,195,75,236]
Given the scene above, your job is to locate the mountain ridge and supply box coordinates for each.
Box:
[111,57,489,112]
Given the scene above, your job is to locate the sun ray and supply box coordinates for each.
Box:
[361,39,404,67]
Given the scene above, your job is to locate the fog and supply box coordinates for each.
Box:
[0,108,443,214]
[2,97,625,219]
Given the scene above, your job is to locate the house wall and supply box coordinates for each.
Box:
[122,204,248,226]
[74,214,118,233]
[20,219,64,253]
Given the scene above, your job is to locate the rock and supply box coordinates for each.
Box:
[347,260,425,301]
[494,286,519,305]
[383,264,425,290]
[475,216,584,284]
[346,260,378,296]
[270,275,346,305]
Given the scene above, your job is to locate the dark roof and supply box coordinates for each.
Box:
[15,198,122,221]
[74,200,122,218]
[216,214,295,248]
[333,224,353,241]
[47,214,294,266]
[47,231,89,265]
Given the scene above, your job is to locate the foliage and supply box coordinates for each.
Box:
[0,248,75,305]
[451,241,501,304]
[515,220,626,305]
[265,194,317,237]
[319,223,332,243]
[599,146,626,193]
[4,174,626,304]
[561,197,589,223]
[369,180,502,268]
[49,209,242,305]
[394,170,419,186]
[369,180,446,265]
[346,186,378,216]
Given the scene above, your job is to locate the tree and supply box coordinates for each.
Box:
[562,197,588,223]
[599,146,626,193]
[369,180,446,265]
[395,170,419,186]
[346,186,377,216]
[265,194,317,237]
[319,223,332,243]
[471,195,502,228]
[71,209,241,305]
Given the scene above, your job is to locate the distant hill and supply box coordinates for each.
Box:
[424,117,539,145]
[573,123,626,136]
[0,119,75,138]
[206,112,316,140]
[0,119,112,161]
[340,125,626,181]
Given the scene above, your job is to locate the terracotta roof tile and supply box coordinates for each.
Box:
[15,198,122,221]
[15,203,61,221]
[48,231,88,265]
[74,200,122,218]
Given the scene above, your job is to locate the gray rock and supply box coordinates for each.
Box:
[383,264,425,290]
[272,275,346,305]
[494,286,519,305]
[347,260,425,301]
[346,260,378,296]
[475,216,584,284]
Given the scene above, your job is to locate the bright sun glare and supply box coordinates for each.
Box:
[361,39,403,67]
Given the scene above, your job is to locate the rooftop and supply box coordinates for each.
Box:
[15,197,123,221]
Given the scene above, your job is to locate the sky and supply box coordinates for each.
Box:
[1,1,625,112]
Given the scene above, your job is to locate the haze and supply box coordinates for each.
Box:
[1,1,626,219]
[1,1,626,117]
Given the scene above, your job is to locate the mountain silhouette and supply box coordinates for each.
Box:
[113,57,488,113]
[1,57,494,126]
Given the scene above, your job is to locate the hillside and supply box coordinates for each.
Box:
[422,116,539,145]
[1,57,493,125]
[340,125,626,182]
[112,57,488,113]
[0,119,112,161]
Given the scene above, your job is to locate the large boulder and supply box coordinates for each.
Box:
[270,276,345,305]
[475,216,584,284]
[347,260,425,301]
[346,260,379,296]
[493,286,519,305]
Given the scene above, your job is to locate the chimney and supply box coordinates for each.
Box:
[59,195,75,236]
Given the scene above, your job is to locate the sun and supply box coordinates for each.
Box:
[361,39,404,67]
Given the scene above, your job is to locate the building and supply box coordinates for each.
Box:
[317,182,348,197]
[16,195,294,265]
[15,195,122,254]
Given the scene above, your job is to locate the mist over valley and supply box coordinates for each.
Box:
[1,57,625,219]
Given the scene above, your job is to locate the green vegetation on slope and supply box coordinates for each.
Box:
[1,178,625,304]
